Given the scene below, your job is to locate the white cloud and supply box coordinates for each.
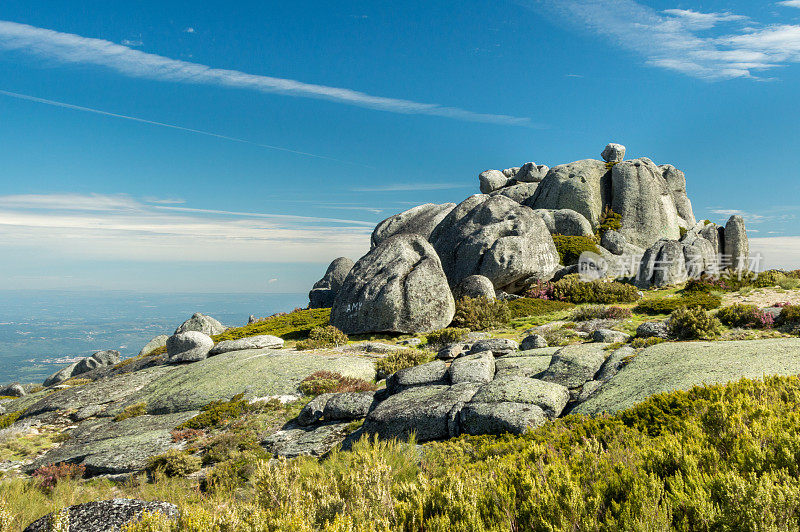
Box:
[183,27,195,33]
[528,0,800,80]
[352,183,470,192]
[0,21,531,126]
[0,194,372,263]
[750,237,800,269]
[778,1,800,8]
[121,39,142,47]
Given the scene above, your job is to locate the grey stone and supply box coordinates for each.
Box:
[725,215,750,271]
[323,391,377,421]
[263,421,355,458]
[453,275,496,301]
[166,331,214,364]
[601,230,626,255]
[502,167,520,178]
[43,362,79,387]
[611,159,681,249]
[371,203,456,248]
[459,402,547,436]
[175,312,226,336]
[660,165,696,226]
[331,234,455,335]
[513,162,550,183]
[540,344,607,388]
[636,239,688,288]
[577,380,603,403]
[636,321,671,339]
[74,350,121,375]
[520,334,548,350]
[399,338,423,347]
[468,338,519,357]
[448,352,495,384]
[437,343,471,361]
[470,376,570,418]
[23,499,178,532]
[597,346,635,382]
[342,342,403,354]
[364,383,481,442]
[532,209,594,237]
[479,169,512,194]
[430,194,560,293]
[492,182,539,204]
[210,335,284,355]
[70,404,105,421]
[526,159,610,229]
[309,257,355,309]
[494,355,552,379]
[387,360,448,394]
[297,393,335,426]
[592,329,630,343]
[682,226,720,278]
[138,335,168,357]
[0,383,25,398]
[601,143,626,163]
[700,222,723,256]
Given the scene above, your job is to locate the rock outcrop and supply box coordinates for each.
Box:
[309,257,355,309]
[453,274,496,301]
[166,331,214,363]
[330,234,455,334]
[724,214,750,271]
[24,499,179,532]
[371,203,456,247]
[175,313,226,336]
[531,208,594,237]
[43,350,121,386]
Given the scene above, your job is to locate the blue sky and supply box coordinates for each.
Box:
[0,0,799,293]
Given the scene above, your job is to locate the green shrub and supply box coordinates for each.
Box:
[202,431,268,466]
[375,350,434,379]
[294,325,348,350]
[542,328,586,347]
[570,305,632,321]
[0,412,21,430]
[635,292,722,315]
[31,463,85,490]
[113,402,147,422]
[669,307,722,340]
[718,304,774,329]
[212,308,331,342]
[630,336,666,349]
[597,206,622,236]
[425,328,470,347]
[552,275,640,304]
[551,235,600,266]
[178,394,250,430]
[451,296,510,330]
[777,305,800,329]
[506,298,573,319]
[146,449,201,477]
[297,371,377,397]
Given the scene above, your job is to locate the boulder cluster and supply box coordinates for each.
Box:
[311,144,750,334]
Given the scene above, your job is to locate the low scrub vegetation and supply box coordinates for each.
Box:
[669,307,723,340]
[375,350,435,380]
[31,463,85,491]
[551,234,600,266]
[630,336,667,349]
[297,371,377,397]
[597,206,622,236]
[450,296,510,331]
[113,402,147,422]
[424,328,470,348]
[718,303,775,329]
[212,308,331,342]
[635,292,722,315]
[570,305,632,322]
[177,394,250,430]
[0,412,21,430]
[506,297,573,319]
[294,325,348,350]
[552,276,641,304]
[777,304,800,329]
[146,450,202,478]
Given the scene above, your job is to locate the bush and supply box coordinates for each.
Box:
[570,305,632,322]
[0,412,21,430]
[294,325,348,350]
[375,350,434,379]
[718,304,774,329]
[212,308,331,342]
[146,449,202,478]
[753,269,800,290]
[669,307,723,340]
[202,431,268,466]
[113,402,147,422]
[425,328,470,347]
[32,463,85,490]
[551,235,600,266]
[451,297,510,330]
[597,206,622,236]
[635,292,722,315]
[506,298,574,319]
[541,328,585,347]
[630,336,666,349]
[777,305,800,330]
[297,371,377,397]
[178,394,250,430]
[552,275,640,304]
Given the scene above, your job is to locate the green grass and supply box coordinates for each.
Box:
[113,402,147,422]
[0,432,63,462]
[212,308,331,342]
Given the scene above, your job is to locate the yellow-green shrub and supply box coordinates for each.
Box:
[669,307,723,340]
[146,450,201,478]
[295,325,348,350]
[113,402,147,422]
[424,328,470,347]
[375,350,433,379]
[553,275,640,304]
[450,296,510,330]
[213,308,331,342]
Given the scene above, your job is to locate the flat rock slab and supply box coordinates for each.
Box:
[448,352,495,384]
[364,383,480,442]
[387,360,448,394]
[24,499,178,532]
[574,339,800,416]
[470,376,570,418]
[540,344,608,389]
[263,421,355,458]
[112,349,376,415]
[494,355,552,379]
[460,402,547,436]
[210,335,284,355]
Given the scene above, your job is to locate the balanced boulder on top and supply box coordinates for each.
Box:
[175,313,226,336]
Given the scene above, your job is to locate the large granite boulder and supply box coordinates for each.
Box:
[330,234,455,334]
[0,382,25,398]
[491,182,540,204]
[453,274,496,301]
[513,162,549,183]
[601,230,626,255]
[24,499,179,532]
[525,159,610,229]
[611,158,682,249]
[660,164,696,226]
[601,143,626,163]
[448,352,495,384]
[636,239,688,288]
[166,331,214,364]
[386,360,448,394]
[138,335,168,357]
[724,215,749,271]
[540,344,607,389]
[470,376,570,418]
[175,313,226,336]
[532,209,594,237]
[682,227,720,278]
[309,257,355,309]
[459,402,547,436]
[323,391,377,421]
[699,222,723,255]
[430,194,559,293]
[370,203,456,247]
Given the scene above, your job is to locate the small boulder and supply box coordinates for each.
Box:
[520,334,548,350]
[437,343,471,361]
[210,335,284,355]
[601,143,626,163]
[74,350,121,374]
[297,393,335,426]
[479,169,511,194]
[596,346,635,382]
[166,331,214,364]
[636,239,688,288]
[23,499,178,532]
[540,344,607,388]
[323,391,377,421]
[175,313,226,336]
[386,360,448,394]
[309,257,355,309]
[453,275,496,301]
[470,376,570,418]
[494,355,552,379]
[70,404,105,422]
[468,338,519,357]
[636,321,671,339]
[601,230,626,255]
[513,162,550,183]
[0,382,26,398]
[592,329,630,343]
[459,402,547,436]
[448,352,495,385]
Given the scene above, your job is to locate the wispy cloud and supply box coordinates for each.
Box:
[750,237,800,269]
[710,208,796,224]
[352,183,470,192]
[778,1,800,8]
[0,193,372,263]
[527,0,800,80]
[0,20,531,126]
[121,39,142,47]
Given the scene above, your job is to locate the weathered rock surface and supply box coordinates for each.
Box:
[371,203,456,247]
[323,391,377,421]
[175,312,226,336]
[479,169,512,194]
[601,230,626,255]
[468,338,519,357]
[453,275,496,301]
[448,352,495,384]
[470,376,570,418]
[526,159,610,229]
[636,239,688,288]
[430,194,559,292]
[660,164,696,226]
[592,329,630,343]
[596,346,635,382]
[331,234,455,335]
[24,499,179,532]
[492,182,540,203]
[636,321,671,339]
[513,162,549,183]
[363,383,480,442]
[494,353,553,379]
[532,208,594,237]
[43,350,122,387]
[297,393,335,426]
[520,334,548,350]
[575,339,800,415]
[540,344,607,388]
[263,421,355,458]
[387,360,448,394]
[309,257,355,309]
[166,331,214,364]
[459,402,547,436]
[0,383,25,398]
[138,335,168,357]
[210,335,284,355]
[602,143,626,163]
[725,215,749,271]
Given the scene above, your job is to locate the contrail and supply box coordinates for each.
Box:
[0,88,372,167]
